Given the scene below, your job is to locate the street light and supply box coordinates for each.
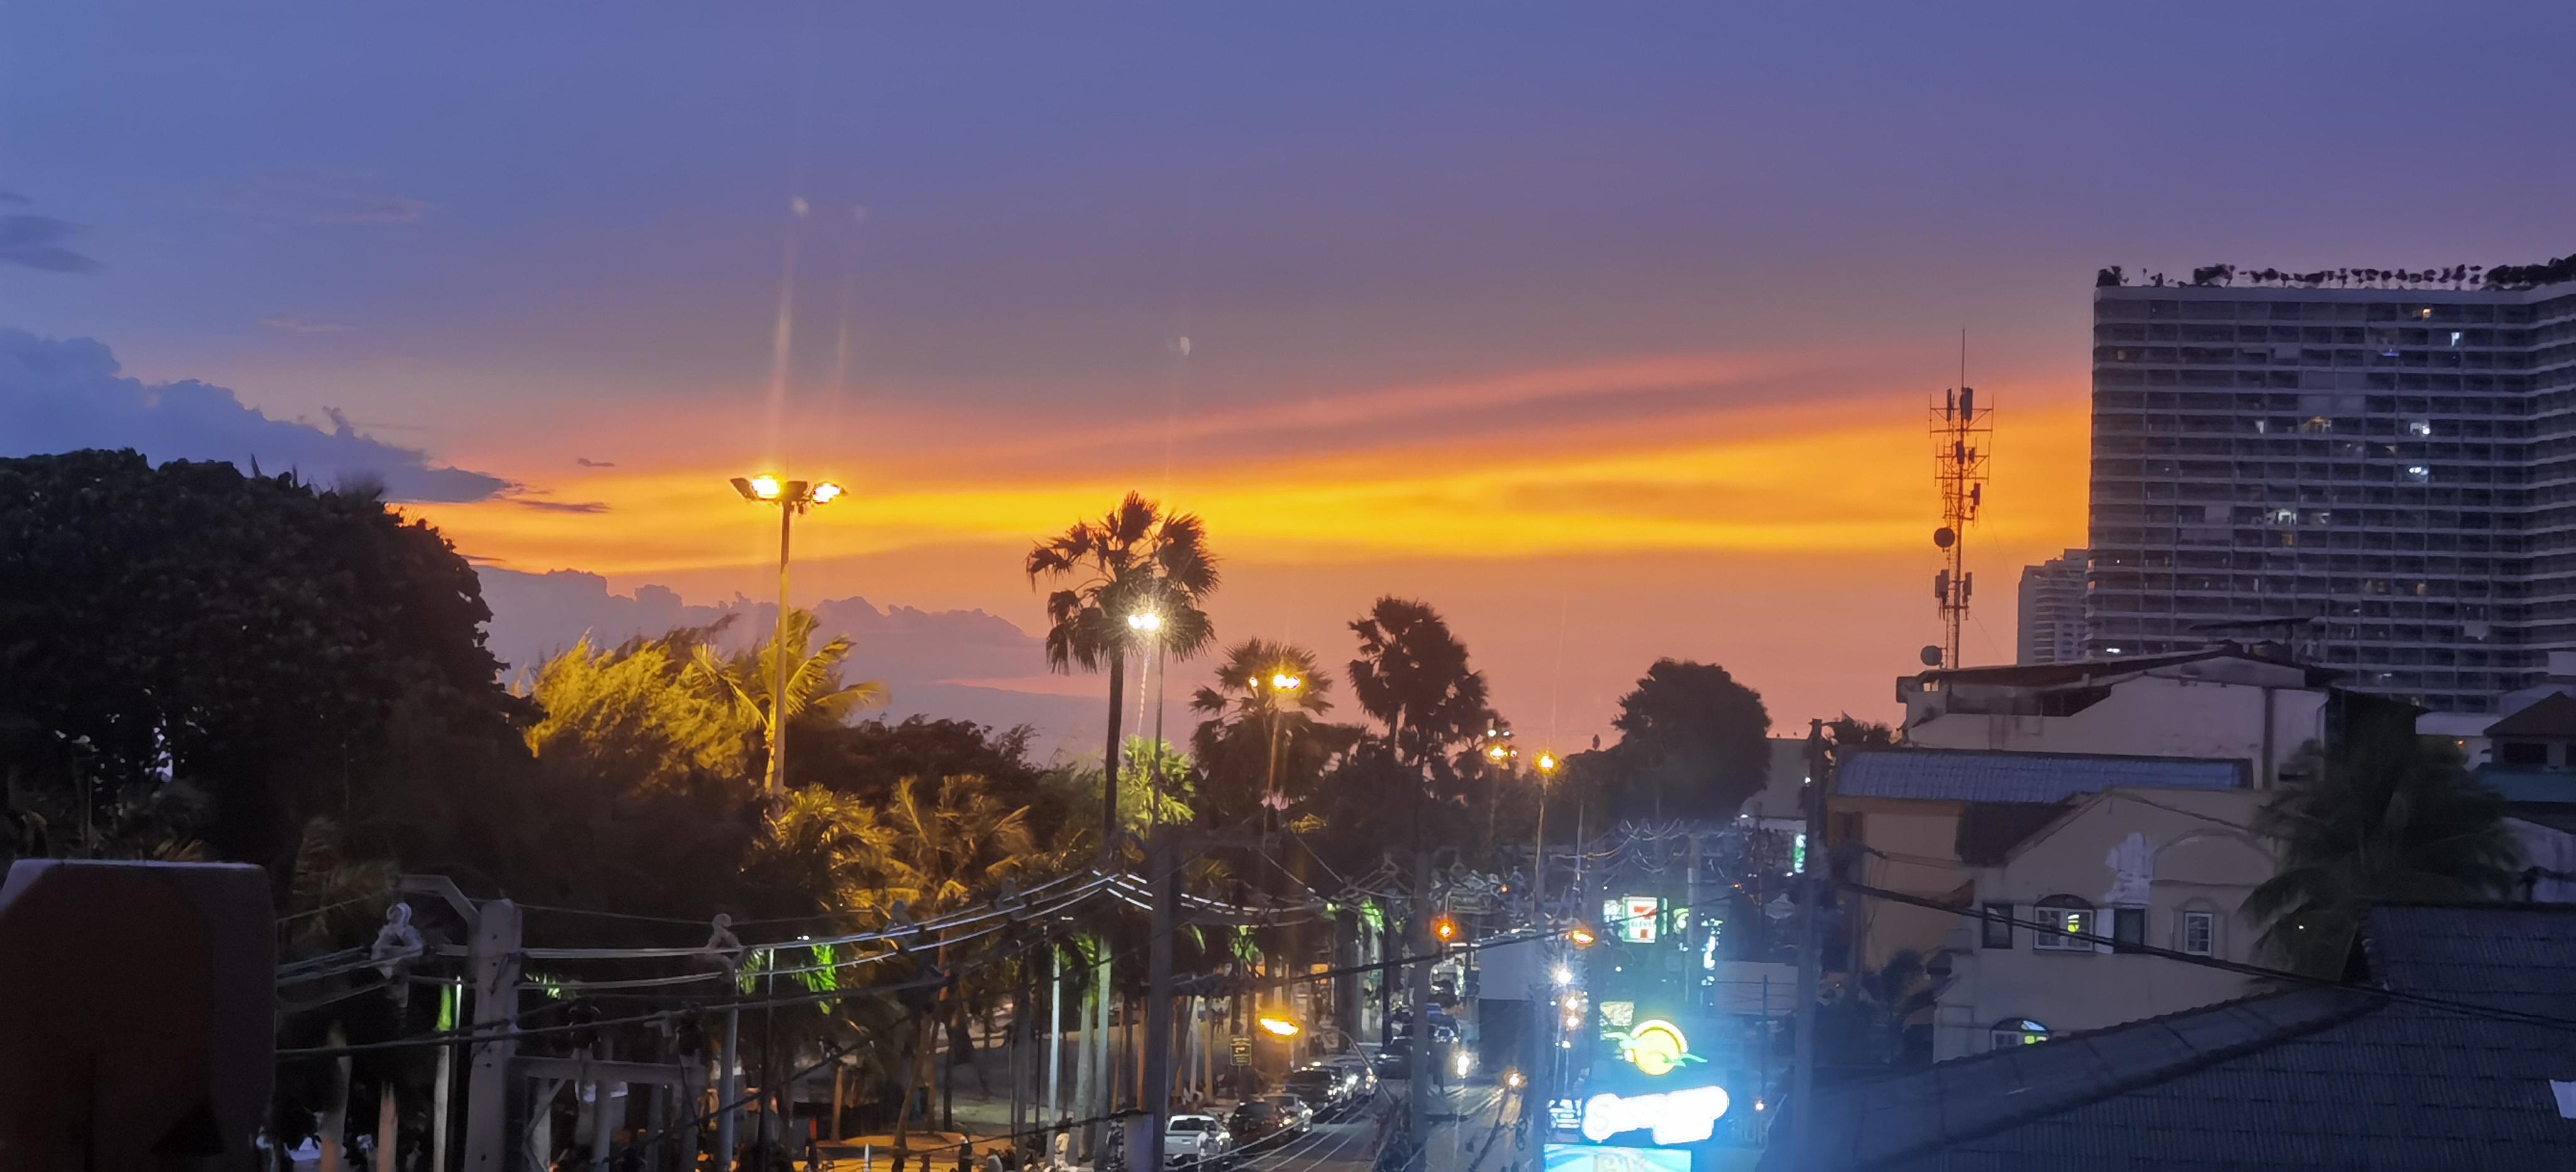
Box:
[1253,668,1306,811]
[1128,610,1169,826]
[1533,749,1561,934]
[728,473,845,806]
[1256,1014,1302,1039]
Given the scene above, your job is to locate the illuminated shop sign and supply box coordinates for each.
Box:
[1601,895,1662,943]
[1543,1144,1690,1172]
[1604,1018,1699,1076]
[1579,1086,1732,1146]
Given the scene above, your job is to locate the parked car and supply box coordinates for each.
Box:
[1165,1114,1230,1166]
[1228,1100,1289,1149]
[1263,1093,1316,1134]
[1284,1066,1346,1112]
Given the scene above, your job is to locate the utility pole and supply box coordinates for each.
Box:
[1789,719,1828,1168]
[462,900,521,1172]
[1142,830,1180,1172]
[1407,852,1433,1168]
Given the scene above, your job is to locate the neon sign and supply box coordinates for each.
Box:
[1604,1018,1701,1076]
[1579,1086,1731,1145]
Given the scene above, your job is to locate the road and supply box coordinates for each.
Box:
[1206,1081,1516,1172]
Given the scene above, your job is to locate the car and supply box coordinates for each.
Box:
[1323,1053,1378,1096]
[1165,1114,1230,1166]
[1227,1100,1289,1149]
[1283,1067,1344,1112]
[1372,1039,1411,1080]
[1263,1093,1316,1134]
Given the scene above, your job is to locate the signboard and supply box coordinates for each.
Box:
[1543,1145,1690,1172]
[1546,1098,1585,1134]
[1228,1036,1252,1066]
[1580,1086,1732,1146]
[1601,895,1660,943]
[1604,1019,1700,1077]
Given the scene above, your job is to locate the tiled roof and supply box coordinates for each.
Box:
[1763,904,2576,1171]
[2486,691,2576,738]
[1835,749,2246,804]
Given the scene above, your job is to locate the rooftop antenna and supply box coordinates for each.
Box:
[1925,329,1991,670]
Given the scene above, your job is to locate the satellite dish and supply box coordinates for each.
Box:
[1933,527,1957,549]
[1919,645,1944,667]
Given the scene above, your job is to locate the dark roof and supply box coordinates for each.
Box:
[1914,644,2336,690]
[1953,802,2074,866]
[1836,749,2246,804]
[1763,904,2576,1171]
[2485,691,2576,738]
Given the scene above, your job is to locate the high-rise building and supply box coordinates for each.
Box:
[2017,549,2087,665]
[2086,275,2576,714]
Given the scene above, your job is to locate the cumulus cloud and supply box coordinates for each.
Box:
[260,314,353,333]
[0,213,101,273]
[0,329,510,503]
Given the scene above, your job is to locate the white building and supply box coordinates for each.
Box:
[2016,550,2087,666]
[2085,279,2576,715]
[1926,786,2273,1059]
[1896,645,2330,787]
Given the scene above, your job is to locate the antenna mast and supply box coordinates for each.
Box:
[1925,334,1991,670]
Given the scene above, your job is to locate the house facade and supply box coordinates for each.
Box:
[1896,646,2329,787]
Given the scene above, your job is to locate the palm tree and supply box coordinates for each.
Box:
[1025,491,1219,853]
[1189,638,1340,818]
[2241,714,2522,977]
[686,609,888,796]
[1348,597,1491,775]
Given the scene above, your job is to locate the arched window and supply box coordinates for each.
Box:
[1990,1018,2050,1049]
[2032,894,2096,952]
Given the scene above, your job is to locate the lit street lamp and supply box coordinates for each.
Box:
[728,473,843,806]
[1252,668,1305,810]
[1533,749,1560,927]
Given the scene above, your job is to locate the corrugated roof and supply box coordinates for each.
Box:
[1836,749,2246,803]
[1762,904,2576,1171]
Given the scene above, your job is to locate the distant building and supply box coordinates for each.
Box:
[1896,645,2330,788]
[2014,550,2086,665]
[1771,905,2576,1171]
[2085,281,2576,716]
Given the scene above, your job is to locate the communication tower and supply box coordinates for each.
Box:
[1925,382,1991,670]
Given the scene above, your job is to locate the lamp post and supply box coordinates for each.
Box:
[728,474,843,809]
[1253,670,1304,811]
[1532,751,1559,924]
[1128,611,1167,824]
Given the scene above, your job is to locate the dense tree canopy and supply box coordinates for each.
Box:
[1602,658,1772,819]
[0,450,528,873]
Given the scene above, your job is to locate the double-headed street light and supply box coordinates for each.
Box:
[729,473,845,806]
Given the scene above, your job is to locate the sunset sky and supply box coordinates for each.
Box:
[9,6,2574,753]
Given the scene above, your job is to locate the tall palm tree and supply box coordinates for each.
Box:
[1347,597,1490,775]
[1190,638,1339,817]
[2241,714,2522,976]
[1025,491,1219,853]
[686,609,887,795]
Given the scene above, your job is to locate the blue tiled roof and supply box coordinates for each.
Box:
[1762,905,2576,1172]
[1835,749,2245,802]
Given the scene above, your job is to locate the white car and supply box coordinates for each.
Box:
[1165,1114,1230,1166]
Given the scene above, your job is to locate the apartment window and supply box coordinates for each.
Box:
[2112,907,2148,954]
[2032,895,2095,952]
[1980,902,2014,949]
[2182,911,2217,958]
[1990,1019,2050,1049]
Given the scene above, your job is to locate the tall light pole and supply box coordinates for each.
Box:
[728,473,843,809]
[1532,751,1559,922]
[1253,670,1304,810]
[1129,610,1167,824]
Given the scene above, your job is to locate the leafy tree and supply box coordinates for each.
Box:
[2243,708,2522,976]
[1825,714,1898,768]
[1602,659,1771,819]
[1025,492,1219,851]
[0,450,527,877]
